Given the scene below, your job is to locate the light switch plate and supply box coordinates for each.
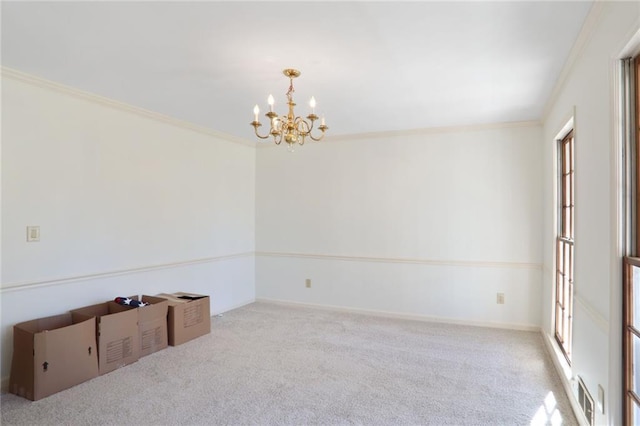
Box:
[26,226,40,242]
[598,384,604,414]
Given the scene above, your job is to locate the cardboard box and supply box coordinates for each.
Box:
[9,313,99,401]
[109,295,169,357]
[71,303,140,375]
[156,292,211,346]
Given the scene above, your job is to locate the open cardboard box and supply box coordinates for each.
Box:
[109,295,169,357]
[155,292,211,346]
[70,302,140,375]
[9,313,99,401]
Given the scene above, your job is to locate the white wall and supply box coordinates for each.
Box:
[256,124,543,329]
[541,2,640,425]
[0,71,256,382]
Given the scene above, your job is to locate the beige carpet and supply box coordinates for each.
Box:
[1,301,576,425]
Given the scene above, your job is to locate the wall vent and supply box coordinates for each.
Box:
[577,376,594,425]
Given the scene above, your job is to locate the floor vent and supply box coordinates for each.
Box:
[577,376,594,425]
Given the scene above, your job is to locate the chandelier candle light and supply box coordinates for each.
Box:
[251,69,328,150]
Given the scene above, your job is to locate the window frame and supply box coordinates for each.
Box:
[624,55,640,426]
[624,257,640,424]
[555,129,575,363]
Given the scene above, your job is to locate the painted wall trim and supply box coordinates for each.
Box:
[0,252,255,293]
[0,67,256,148]
[256,251,542,270]
[619,25,640,58]
[257,298,541,331]
[541,1,605,122]
[256,120,541,147]
[574,291,609,333]
[541,331,587,426]
[1,68,542,149]
[212,298,256,316]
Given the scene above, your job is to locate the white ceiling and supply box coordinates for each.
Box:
[1,1,593,140]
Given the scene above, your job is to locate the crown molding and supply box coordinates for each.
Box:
[256,120,541,148]
[0,66,257,148]
[331,120,542,142]
[541,1,606,123]
[2,67,542,148]
[618,17,640,58]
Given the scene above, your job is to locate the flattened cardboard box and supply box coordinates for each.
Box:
[9,313,99,401]
[71,303,140,375]
[109,295,169,357]
[155,292,210,346]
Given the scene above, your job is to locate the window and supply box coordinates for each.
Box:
[624,55,640,426]
[555,129,574,362]
[624,258,640,424]
[578,376,595,425]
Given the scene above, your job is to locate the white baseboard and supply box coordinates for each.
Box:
[212,298,255,316]
[256,297,541,332]
[540,330,588,425]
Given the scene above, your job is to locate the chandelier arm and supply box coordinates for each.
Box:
[304,118,313,133]
[273,131,283,144]
[308,123,329,142]
[308,131,326,142]
[266,115,280,144]
[251,123,271,139]
[297,117,311,134]
[292,118,306,145]
[304,115,321,137]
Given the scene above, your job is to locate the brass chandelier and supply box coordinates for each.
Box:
[251,69,328,150]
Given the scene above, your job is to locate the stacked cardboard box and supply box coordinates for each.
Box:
[109,295,169,357]
[71,303,140,375]
[9,291,210,401]
[156,292,211,346]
